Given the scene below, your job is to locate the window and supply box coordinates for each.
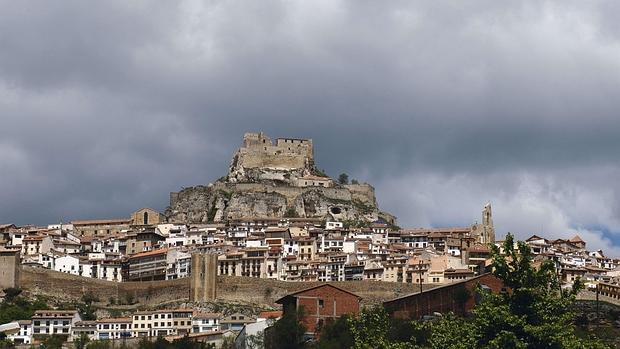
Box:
[143,212,149,225]
[318,299,324,308]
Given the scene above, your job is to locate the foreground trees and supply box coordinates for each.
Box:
[313,233,609,349]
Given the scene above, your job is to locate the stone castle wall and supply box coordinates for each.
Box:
[344,183,377,206]
[20,267,427,307]
[237,153,307,170]
[235,132,313,171]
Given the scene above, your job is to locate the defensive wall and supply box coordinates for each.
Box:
[20,267,429,308]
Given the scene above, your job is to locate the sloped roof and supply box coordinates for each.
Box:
[570,235,585,243]
[275,283,362,304]
[129,248,168,259]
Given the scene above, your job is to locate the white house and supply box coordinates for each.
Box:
[54,255,80,275]
[191,313,221,333]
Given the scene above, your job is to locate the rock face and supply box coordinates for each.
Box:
[165,132,396,225]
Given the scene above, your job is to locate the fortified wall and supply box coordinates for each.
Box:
[20,267,424,307]
[228,132,315,184]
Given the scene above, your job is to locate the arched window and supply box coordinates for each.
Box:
[143,212,149,225]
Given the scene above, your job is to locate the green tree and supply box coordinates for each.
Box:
[0,292,49,324]
[39,335,64,349]
[417,233,610,349]
[246,331,264,349]
[86,341,111,349]
[313,315,354,349]
[338,173,349,185]
[351,179,359,185]
[348,307,414,349]
[74,333,90,349]
[2,288,22,303]
[0,337,15,349]
[268,305,307,349]
[81,292,99,305]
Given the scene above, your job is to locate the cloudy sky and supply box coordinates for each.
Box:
[2,1,620,255]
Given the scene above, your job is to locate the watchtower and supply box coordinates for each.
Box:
[0,249,20,289]
[190,253,218,302]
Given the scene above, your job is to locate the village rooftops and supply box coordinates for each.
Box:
[258,311,282,319]
[22,235,45,241]
[298,175,331,181]
[33,310,79,318]
[96,317,132,323]
[275,284,362,304]
[193,312,221,319]
[71,219,131,226]
[570,235,585,243]
[401,227,471,234]
[128,248,168,259]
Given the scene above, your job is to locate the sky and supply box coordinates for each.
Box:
[1,1,620,255]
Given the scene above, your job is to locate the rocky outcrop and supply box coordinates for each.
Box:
[165,182,385,223]
[165,132,396,225]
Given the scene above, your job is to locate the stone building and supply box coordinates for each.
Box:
[190,253,218,301]
[131,208,165,226]
[0,248,20,289]
[471,203,495,244]
[71,219,131,237]
[127,248,168,281]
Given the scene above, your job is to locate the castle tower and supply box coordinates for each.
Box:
[190,253,217,302]
[0,248,20,289]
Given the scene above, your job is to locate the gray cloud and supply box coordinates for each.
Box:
[1,1,620,254]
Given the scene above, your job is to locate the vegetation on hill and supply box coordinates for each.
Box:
[0,288,49,324]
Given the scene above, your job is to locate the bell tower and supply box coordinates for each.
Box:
[481,203,495,244]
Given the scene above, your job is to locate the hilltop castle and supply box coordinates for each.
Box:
[166,132,395,225]
[228,132,316,184]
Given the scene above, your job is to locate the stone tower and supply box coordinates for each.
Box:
[471,203,495,245]
[190,253,217,302]
[0,248,20,289]
[480,203,495,244]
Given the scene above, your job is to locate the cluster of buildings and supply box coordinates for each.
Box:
[0,282,366,348]
[0,307,281,346]
[2,204,620,290]
[1,206,496,286]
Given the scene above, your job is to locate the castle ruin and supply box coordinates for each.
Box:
[166,132,396,225]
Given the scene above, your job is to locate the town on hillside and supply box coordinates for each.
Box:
[1,133,618,347]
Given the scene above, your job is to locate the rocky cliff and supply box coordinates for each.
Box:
[165,132,395,225]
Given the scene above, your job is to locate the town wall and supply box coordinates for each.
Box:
[344,183,377,206]
[20,267,427,307]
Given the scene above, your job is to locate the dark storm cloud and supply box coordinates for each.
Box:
[1,1,620,253]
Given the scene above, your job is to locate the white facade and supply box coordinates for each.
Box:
[96,319,132,340]
[191,314,221,333]
[54,255,80,275]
